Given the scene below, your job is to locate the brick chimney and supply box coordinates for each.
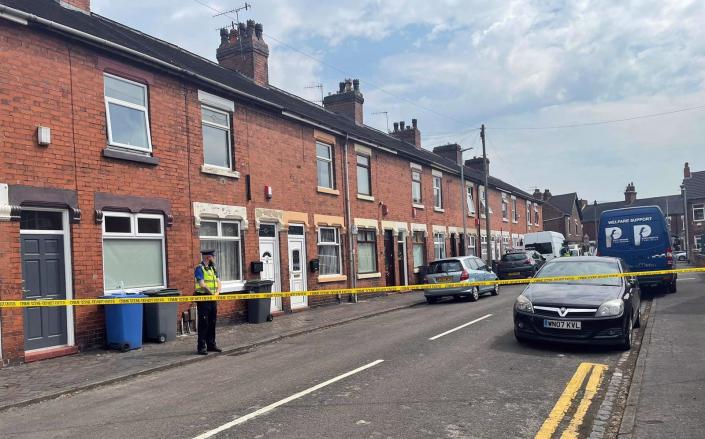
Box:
[391,119,422,148]
[58,0,90,13]
[216,21,269,87]
[432,143,461,164]
[684,162,692,179]
[533,189,543,201]
[322,79,364,124]
[465,156,490,173]
[579,199,588,210]
[624,182,637,204]
[543,189,552,201]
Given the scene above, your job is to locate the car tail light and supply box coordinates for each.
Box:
[596,249,601,256]
[666,247,673,266]
[460,270,469,281]
[525,259,532,264]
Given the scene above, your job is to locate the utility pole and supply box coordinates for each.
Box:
[460,146,474,256]
[481,124,491,267]
[681,184,689,261]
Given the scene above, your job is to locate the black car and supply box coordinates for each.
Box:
[496,250,545,280]
[513,256,641,350]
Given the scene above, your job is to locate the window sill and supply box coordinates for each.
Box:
[357,272,381,279]
[220,280,246,293]
[357,194,375,202]
[102,147,159,165]
[468,213,476,217]
[512,220,518,224]
[318,274,347,283]
[317,186,340,196]
[201,165,240,179]
[412,203,425,210]
[434,207,445,213]
[502,219,509,223]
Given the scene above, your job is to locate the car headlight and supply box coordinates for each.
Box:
[596,299,624,318]
[515,295,534,313]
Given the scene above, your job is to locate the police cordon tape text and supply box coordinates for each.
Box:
[1,267,703,308]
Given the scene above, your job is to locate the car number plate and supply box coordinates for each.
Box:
[437,276,452,282]
[543,319,581,330]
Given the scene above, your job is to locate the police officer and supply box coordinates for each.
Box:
[561,243,572,257]
[194,249,222,355]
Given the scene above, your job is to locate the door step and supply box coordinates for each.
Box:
[24,346,79,363]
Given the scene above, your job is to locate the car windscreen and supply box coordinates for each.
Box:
[429,260,463,273]
[502,253,527,262]
[535,260,622,285]
[526,242,553,254]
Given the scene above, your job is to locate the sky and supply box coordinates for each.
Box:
[91,0,705,203]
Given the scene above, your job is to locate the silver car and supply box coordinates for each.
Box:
[424,256,499,303]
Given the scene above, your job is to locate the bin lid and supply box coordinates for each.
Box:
[97,293,148,299]
[142,288,181,297]
[244,279,274,287]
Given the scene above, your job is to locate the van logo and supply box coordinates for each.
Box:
[558,307,568,317]
[633,225,653,246]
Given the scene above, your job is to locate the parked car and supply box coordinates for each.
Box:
[513,256,641,350]
[496,250,545,280]
[598,206,676,293]
[524,231,566,260]
[674,251,687,261]
[424,256,499,304]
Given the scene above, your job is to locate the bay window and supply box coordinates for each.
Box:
[103,212,165,292]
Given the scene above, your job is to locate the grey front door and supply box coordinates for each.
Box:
[22,233,68,350]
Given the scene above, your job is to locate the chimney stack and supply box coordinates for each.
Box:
[543,189,552,201]
[216,20,270,87]
[533,189,543,200]
[684,162,692,179]
[465,156,490,173]
[391,118,422,148]
[322,78,364,124]
[58,0,90,13]
[624,182,637,204]
[432,143,462,165]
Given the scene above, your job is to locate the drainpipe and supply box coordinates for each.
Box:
[343,133,357,302]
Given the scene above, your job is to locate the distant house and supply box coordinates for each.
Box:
[534,190,584,245]
[682,162,705,256]
[582,183,685,250]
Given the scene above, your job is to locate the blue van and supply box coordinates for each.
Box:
[597,206,676,293]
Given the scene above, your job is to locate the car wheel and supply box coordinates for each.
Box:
[426,296,439,304]
[490,284,499,296]
[634,309,641,329]
[669,280,677,294]
[469,286,480,302]
[620,315,634,351]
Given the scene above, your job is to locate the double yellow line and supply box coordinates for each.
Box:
[535,362,609,439]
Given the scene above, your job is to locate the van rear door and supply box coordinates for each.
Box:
[599,208,669,271]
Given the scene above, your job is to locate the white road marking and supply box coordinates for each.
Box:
[192,359,385,439]
[428,314,493,341]
[678,278,697,281]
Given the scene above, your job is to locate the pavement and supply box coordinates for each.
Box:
[618,269,705,438]
[0,284,637,438]
[0,292,425,412]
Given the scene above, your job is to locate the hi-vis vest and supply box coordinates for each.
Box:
[195,263,218,295]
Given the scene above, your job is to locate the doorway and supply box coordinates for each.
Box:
[384,230,396,286]
[258,223,282,313]
[287,225,308,309]
[396,231,408,286]
[20,209,73,351]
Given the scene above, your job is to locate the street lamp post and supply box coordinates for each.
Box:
[681,184,689,261]
[481,125,491,267]
[460,146,474,256]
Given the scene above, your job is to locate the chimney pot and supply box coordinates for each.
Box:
[323,77,365,124]
[391,118,422,148]
[255,23,263,38]
[533,189,543,201]
[353,79,360,91]
[412,118,417,129]
[393,122,399,132]
[400,121,406,130]
[684,162,692,179]
[543,189,552,200]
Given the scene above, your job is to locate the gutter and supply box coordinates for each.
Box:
[0,5,283,111]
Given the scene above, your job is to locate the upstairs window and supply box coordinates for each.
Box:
[202,107,232,169]
[693,204,705,221]
[534,204,540,225]
[527,202,532,226]
[316,142,334,189]
[104,74,152,152]
[501,193,509,220]
[356,154,372,196]
[479,186,492,216]
[512,196,518,222]
[466,185,476,215]
[433,175,443,209]
[412,170,422,204]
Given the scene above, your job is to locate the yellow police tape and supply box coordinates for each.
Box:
[1,267,703,308]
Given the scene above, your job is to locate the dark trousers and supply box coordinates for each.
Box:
[196,300,217,350]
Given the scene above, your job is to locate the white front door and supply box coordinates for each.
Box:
[258,224,281,313]
[288,226,308,309]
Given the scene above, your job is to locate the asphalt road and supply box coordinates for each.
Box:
[0,283,654,439]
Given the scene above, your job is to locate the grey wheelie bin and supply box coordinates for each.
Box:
[245,280,274,324]
[142,288,181,343]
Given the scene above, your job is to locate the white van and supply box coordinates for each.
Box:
[523,231,565,260]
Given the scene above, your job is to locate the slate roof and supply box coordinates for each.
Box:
[0,0,538,201]
[582,194,684,222]
[683,170,705,200]
[545,193,581,220]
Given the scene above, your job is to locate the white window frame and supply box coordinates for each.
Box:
[469,234,477,256]
[534,204,540,225]
[412,231,426,269]
[695,235,703,252]
[501,193,509,221]
[201,105,233,170]
[693,204,705,222]
[317,226,342,275]
[466,183,476,215]
[512,196,518,223]
[316,141,335,189]
[412,170,422,204]
[104,73,153,153]
[433,232,446,260]
[356,153,372,196]
[102,212,166,293]
[198,219,243,289]
[527,201,532,227]
[433,175,443,209]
